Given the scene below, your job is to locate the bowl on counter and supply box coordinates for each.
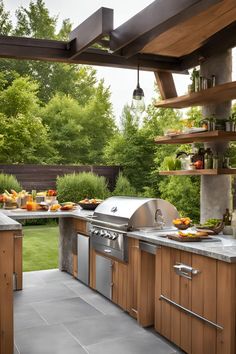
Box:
[78,202,100,210]
[174,223,191,230]
[173,217,192,230]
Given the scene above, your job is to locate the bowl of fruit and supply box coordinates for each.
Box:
[78,198,103,210]
[173,217,192,230]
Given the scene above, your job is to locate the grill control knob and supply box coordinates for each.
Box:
[100,230,105,237]
[104,231,110,238]
[112,234,118,240]
[94,230,99,235]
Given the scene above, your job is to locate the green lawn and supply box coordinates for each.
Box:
[23,225,59,272]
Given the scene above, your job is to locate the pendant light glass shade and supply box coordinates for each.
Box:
[131,65,145,113]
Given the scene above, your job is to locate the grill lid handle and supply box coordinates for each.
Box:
[87,218,128,230]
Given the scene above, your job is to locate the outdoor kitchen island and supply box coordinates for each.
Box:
[0,205,236,354]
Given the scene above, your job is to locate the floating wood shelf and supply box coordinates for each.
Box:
[155,81,236,109]
[159,169,236,176]
[155,130,236,145]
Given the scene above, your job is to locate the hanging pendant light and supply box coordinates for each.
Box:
[131,64,145,113]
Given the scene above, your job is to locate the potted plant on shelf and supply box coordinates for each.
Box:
[225,113,236,132]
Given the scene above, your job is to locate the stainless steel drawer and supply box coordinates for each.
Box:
[139,241,159,255]
[91,241,125,261]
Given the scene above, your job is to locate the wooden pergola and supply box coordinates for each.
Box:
[0,0,235,74]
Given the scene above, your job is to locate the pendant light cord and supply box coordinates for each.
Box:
[137,64,140,88]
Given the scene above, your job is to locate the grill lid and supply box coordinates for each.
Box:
[92,196,179,230]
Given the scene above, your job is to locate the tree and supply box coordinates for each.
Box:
[0,0,99,104]
[0,113,57,163]
[40,94,87,164]
[0,77,39,117]
[159,176,200,222]
[41,85,115,164]
[14,0,57,39]
[0,0,12,35]
[104,105,157,192]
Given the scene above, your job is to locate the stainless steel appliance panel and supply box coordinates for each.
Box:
[77,234,89,285]
[95,254,112,300]
[139,241,160,255]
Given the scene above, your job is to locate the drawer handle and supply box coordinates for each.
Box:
[173,263,200,280]
[131,308,138,314]
[104,249,111,253]
[159,295,223,330]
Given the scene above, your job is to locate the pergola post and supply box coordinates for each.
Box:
[200,50,232,223]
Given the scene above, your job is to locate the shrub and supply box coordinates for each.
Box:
[56,172,109,203]
[0,173,22,194]
[113,173,136,196]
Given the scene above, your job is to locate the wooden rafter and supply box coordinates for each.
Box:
[69,7,113,59]
[109,0,222,57]
[181,20,236,69]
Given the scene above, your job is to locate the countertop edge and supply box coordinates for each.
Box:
[1,209,236,263]
[127,231,236,263]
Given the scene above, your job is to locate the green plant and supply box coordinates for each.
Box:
[113,173,136,196]
[56,172,109,203]
[0,173,21,193]
[160,156,181,171]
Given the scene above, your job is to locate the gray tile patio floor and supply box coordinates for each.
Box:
[14,269,184,354]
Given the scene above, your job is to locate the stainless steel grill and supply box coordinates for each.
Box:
[89,196,179,262]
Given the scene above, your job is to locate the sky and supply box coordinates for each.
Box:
[5,0,236,122]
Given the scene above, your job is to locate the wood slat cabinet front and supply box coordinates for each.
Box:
[127,238,139,318]
[0,231,14,354]
[155,246,236,354]
[112,260,128,311]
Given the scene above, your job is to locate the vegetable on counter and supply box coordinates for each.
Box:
[199,218,222,227]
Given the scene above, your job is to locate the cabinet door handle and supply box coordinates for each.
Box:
[173,263,200,280]
[131,308,138,314]
[104,249,111,253]
[159,295,223,330]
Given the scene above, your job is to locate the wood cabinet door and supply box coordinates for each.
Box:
[216,261,236,354]
[112,260,128,311]
[157,247,192,353]
[74,219,88,235]
[191,254,217,354]
[137,250,155,327]
[0,232,14,354]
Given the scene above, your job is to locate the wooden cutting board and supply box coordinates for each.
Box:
[167,234,209,242]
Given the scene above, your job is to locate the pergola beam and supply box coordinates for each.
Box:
[109,0,222,58]
[0,35,185,72]
[69,7,113,59]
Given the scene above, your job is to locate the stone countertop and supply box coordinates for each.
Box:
[0,212,22,231]
[0,207,92,231]
[1,208,236,263]
[127,229,236,263]
[0,208,93,220]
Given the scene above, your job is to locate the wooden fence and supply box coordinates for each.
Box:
[0,164,121,191]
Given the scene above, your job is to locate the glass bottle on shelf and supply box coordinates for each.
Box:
[213,154,219,169]
[204,148,213,169]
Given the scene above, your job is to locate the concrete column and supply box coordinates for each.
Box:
[200,50,232,223]
[59,217,76,275]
